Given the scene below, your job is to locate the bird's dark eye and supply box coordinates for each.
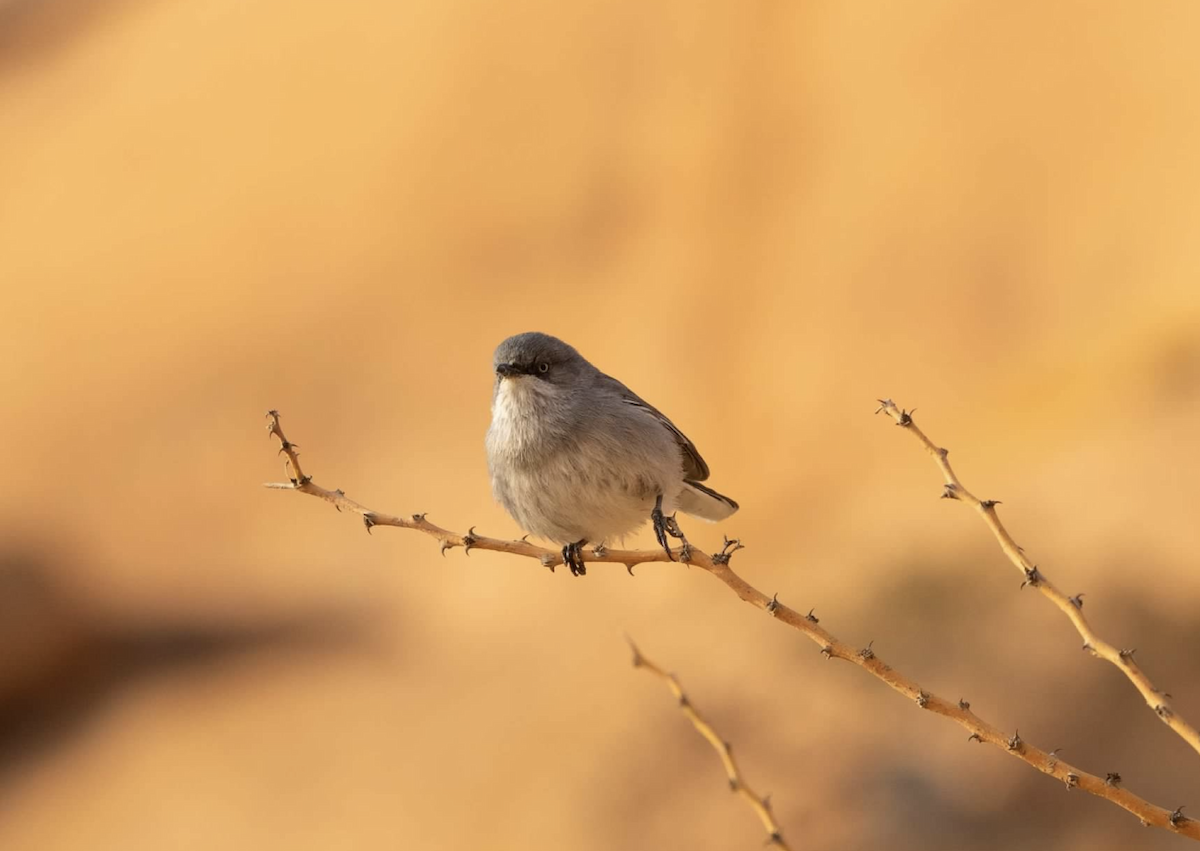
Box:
[537,362,550,374]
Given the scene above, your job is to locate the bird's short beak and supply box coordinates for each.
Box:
[495,363,521,378]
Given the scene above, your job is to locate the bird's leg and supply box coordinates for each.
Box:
[664,514,691,563]
[561,540,588,576]
[651,494,675,561]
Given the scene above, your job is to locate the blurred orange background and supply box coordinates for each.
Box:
[2,1,1199,849]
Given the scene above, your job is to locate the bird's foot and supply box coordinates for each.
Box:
[651,494,675,561]
[562,540,587,576]
[664,514,691,562]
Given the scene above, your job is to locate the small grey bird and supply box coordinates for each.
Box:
[485,332,738,576]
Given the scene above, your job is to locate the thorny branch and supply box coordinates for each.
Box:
[263,410,1198,841]
[875,399,1200,761]
[627,638,790,848]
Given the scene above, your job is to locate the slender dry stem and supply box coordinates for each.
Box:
[262,409,1197,841]
[627,638,790,848]
[875,399,1200,760]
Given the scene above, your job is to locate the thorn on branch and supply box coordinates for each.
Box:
[1064,773,1080,790]
[980,499,1001,510]
[968,733,982,743]
[768,831,784,846]
[463,526,478,555]
[728,777,739,792]
[1157,704,1175,720]
[916,690,930,708]
[1007,730,1024,752]
[941,484,959,500]
[937,446,949,459]
[1171,807,1188,827]
[1020,566,1042,589]
[440,540,453,556]
[540,553,556,572]
[1106,772,1122,787]
[362,513,376,534]
[712,536,744,565]
[1119,647,1137,662]
[412,513,427,522]
[820,645,833,659]
[805,608,819,623]
[592,543,607,557]
[858,641,875,661]
[1069,593,1085,609]
[897,408,915,426]
[625,563,636,576]
[958,698,971,711]
[766,593,780,615]
[874,399,892,415]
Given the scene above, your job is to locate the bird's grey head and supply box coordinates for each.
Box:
[492,332,590,388]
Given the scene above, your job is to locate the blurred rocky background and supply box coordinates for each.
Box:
[2,1,1199,849]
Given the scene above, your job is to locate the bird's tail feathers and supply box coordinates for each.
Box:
[678,480,739,522]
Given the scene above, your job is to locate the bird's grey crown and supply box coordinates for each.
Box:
[492,332,584,371]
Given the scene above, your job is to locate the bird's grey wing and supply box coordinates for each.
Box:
[597,373,710,481]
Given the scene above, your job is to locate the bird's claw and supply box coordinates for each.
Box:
[664,513,690,561]
[562,541,587,577]
[651,501,675,561]
[652,494,681,561]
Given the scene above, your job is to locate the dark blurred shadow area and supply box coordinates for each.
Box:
[0,539,380,784]
[0,0,140,71]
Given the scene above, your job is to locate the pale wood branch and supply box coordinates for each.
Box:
[627,638,790,848]
[875,399,1200,761]
[262,410,1198,841]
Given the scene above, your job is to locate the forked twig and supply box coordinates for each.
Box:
[627,638,790,848]
[262,409,1197,840]
[876,399,1200,759]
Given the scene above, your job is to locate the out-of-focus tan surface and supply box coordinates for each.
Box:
[2,2,1199,849]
